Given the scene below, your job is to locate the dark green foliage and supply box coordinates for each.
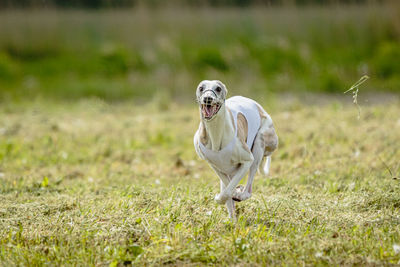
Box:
[247,43,305,76]
[0,53,17,80]
[196,47,229,72]
[318,70,346,93]
[374,42,400,78]
[100,46,131,75]
[0,5,399,101]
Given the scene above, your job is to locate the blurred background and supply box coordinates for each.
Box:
[0,0,399,103]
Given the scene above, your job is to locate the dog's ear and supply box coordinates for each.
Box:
[216,80,228,97]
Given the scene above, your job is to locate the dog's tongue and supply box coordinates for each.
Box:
[205,105,216,118]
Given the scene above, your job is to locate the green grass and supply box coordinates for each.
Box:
[1,97,400,265]
[0,4,400,102]
[1,3,400,265]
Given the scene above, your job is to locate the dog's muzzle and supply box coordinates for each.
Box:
[200,90,222,120]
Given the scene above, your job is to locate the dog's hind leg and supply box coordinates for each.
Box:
[259,155,271,176]
[259,123,278,176]
[232,132,264,202]
[233,123,278,202]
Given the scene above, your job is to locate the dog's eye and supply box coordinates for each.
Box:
[199,86,204,92]
[215,86,222,93]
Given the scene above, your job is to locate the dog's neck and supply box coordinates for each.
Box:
[201,104,234,151]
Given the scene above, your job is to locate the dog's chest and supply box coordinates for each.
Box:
[200,137,240,175]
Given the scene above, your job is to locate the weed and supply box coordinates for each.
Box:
[344,75,369,119]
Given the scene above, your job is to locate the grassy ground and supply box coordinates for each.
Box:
[1,4,400,102]
[1,4,400,265]
[1,95,399,265]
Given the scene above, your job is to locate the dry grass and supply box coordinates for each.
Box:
[1,96,400,265]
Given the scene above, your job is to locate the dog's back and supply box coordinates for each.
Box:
[226,96,261,150]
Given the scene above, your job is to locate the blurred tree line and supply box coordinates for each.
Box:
[0,0,389,8]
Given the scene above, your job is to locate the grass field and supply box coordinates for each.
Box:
[1,95,400,265]
[1,2,400,265]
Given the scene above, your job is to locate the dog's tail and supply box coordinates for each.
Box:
[259,155,271,176]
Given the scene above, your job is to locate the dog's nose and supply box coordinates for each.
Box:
[202,96,214,105]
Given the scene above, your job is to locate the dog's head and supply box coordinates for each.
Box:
[196,80,228,121]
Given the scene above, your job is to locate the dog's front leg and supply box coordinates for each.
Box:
[220,180,236,221]
[214,161,252,204]
[211,167,236,221]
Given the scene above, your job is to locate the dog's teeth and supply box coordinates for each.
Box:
[201,103,219,119]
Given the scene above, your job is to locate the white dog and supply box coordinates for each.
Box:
[194,80,278,221]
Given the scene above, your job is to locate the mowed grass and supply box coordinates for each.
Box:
[1,96,400,265]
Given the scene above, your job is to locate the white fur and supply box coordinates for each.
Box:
[194,80,278,221]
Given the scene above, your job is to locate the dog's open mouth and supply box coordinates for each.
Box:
[202,103,221,120]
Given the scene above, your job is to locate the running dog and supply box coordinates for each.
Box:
[193,80,278,221]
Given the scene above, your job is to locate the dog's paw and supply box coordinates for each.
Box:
[239,191,252,201]
[232,185,244,202]
[232,185,252,202]
[214,192,230,204]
